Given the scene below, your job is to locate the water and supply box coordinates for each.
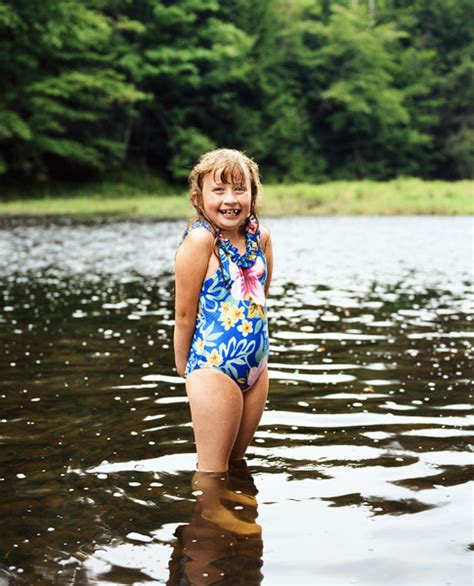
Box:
[0,216,472,585]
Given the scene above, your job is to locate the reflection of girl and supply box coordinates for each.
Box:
[167,460,263,585]
[174,149,273,473]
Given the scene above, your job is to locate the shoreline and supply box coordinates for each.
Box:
[0,179,472,216]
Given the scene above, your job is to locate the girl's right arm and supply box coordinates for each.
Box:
[174,228,214,377]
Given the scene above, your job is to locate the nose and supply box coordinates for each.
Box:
[223,186,238,202]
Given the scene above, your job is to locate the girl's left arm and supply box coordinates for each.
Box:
[262,226,273,296]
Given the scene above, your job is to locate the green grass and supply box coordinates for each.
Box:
[0,194,192,217]
[0,177,472,216]
[263,178,473,215]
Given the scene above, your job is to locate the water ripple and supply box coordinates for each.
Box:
[0,216,471,585]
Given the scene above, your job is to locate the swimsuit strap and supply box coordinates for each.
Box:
[182,219,218,241]
[182,217,262,270]
[246,217,262,248]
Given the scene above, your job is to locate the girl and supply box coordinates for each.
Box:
[174,148,273,473]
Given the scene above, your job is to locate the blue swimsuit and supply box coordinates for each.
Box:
[183,219,269,391]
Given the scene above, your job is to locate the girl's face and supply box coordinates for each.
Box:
[198,166,252,235]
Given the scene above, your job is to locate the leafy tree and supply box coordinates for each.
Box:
[106,0,254,179]
[217,0,318,182]
[0,0,472,184]
[285,2,431,178]
[0,0,145,180]
[382,0,474,177]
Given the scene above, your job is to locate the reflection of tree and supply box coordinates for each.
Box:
[167,460,263,585]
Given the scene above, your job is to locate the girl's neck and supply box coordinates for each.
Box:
[220,224,246,243]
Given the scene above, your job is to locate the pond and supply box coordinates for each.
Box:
[0,216,472,585]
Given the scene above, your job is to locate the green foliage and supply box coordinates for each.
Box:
[0,0,145,178]
[169,128,216,180]
[445,126,474,179]
[0,0,472,185]
[381,0,474,178]
[0,111,33,141]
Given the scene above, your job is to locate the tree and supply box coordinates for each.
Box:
[382,0,474,178]
[0,0,145,180]
[0,0,472,184]
[285,2,434,178]
[107,0,255,180]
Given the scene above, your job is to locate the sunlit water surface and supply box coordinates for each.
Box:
[0,216,472,585]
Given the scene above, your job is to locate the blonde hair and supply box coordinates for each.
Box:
[187,148,262,287]
[188,148,261,232]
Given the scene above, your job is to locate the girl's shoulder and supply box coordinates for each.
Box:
[260,225,271,252]
[183,219,218,240]
[178,220,215,262]
[175,222,215,278]
[259,224,270,239]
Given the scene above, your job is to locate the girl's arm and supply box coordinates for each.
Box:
[174,229,214,376]
[261,226,273,296]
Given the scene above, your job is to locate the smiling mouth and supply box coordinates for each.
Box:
[219,209,241,216]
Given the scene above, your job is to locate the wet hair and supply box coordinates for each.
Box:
[187,148,262,285]
[188,148,261,227]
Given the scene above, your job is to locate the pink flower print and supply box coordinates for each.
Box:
[247,219,258,235]
[229,256,265,305]
[247,357,268,389]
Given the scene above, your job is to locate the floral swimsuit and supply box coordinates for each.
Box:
[183,219,269,391]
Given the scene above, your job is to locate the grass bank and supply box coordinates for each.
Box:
[0,178,471,216]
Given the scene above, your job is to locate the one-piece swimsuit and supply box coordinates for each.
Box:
[183,219,269,391]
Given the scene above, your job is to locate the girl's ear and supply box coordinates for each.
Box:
[190,190,199,209]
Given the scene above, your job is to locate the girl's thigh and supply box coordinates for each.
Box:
[231,367,269,460]
[185,368,244,471]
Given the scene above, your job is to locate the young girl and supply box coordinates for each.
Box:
[174,148,273,473]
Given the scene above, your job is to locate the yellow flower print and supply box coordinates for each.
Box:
[196,338,205,354]
[248,300,266,320]
[229,305,244,323]
[221,315,233,330]
[237,320,253,337]
[220,304,243,329]
[207,349,222,367]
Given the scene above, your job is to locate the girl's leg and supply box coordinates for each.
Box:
[186,369,243,472]
[190,471,261,536]
[230,367,269,461]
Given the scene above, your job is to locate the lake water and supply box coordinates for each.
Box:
[0,216,472,585]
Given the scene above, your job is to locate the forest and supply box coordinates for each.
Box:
[0,0,472,189]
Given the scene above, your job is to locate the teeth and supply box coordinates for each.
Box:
[220,209,240,215]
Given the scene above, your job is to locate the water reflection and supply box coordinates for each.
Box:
[0,216,472,584]
[168,462,263,585]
